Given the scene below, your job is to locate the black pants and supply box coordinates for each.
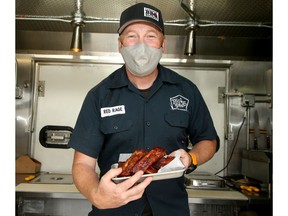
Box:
[142,202,153,216]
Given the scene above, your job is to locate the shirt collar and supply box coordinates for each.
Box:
[108,64,178,89]
[108,65,130,89]
[157,64,179,84]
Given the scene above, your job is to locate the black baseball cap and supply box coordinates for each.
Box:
[118,3,164,35]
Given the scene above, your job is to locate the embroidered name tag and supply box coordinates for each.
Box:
[170,95,189,111]
[101,105,126,117]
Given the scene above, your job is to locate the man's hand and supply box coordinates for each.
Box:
[169,149,191,168]
[92,167,153,209]
[169,140,217,170]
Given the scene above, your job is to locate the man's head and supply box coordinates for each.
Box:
[118,3,164,35]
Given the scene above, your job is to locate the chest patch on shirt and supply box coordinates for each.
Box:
[170,95,189,111]
[101,105,126,117]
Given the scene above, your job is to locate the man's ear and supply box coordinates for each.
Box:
[161,39,166,53]
[118,37,122,53]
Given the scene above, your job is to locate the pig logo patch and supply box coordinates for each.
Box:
[170,95,189,111]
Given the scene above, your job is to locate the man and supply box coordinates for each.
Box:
[69,3,219,216]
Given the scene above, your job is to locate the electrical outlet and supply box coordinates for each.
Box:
[227,132,234,141]
[241,95,255,107]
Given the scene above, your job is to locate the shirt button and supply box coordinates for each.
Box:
[113,126,118,130]
[146,121,151,126]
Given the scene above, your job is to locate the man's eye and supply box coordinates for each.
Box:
[147,35,156,38]
[128,35,136,38]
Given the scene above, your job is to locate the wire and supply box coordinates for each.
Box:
[214,107,248,176]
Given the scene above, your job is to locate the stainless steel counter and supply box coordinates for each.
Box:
[16,171,249,215]
[16,178,248,216]
[16,181,248,204]
[16,183,84,199]
[16,171,248,203]
[187,189,247,205]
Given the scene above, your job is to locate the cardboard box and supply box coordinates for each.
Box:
[16,155,41,173]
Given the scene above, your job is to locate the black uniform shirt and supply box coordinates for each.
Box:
[69,64,219,216]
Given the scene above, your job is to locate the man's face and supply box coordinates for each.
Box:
[118,22,165,51]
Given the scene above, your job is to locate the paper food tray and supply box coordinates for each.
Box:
[111,163,186,184]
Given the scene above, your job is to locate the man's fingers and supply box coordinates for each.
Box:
[119,170,145,189]
[125,176,153,201]
[102,167,123,181]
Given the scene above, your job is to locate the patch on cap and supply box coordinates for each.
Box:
[144,7,159,22]
[118,3,164,34]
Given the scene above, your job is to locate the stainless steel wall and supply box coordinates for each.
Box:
[227,61,272,176]
[16,57,34,158]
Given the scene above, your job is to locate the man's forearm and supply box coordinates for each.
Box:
[72,162,99,204]
[189,140,217,165]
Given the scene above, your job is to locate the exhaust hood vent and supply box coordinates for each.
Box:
[16,0,272,38]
